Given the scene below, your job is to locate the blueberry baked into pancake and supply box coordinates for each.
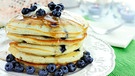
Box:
[5,2,93,76]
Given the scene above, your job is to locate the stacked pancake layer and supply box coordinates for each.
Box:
[6,11,89,68]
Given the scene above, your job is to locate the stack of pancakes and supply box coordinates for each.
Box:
[6,11,89,69]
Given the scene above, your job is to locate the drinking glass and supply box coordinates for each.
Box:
[80,0,113,20]
[112,1,135,23]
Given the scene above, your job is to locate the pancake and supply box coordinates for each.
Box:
[7,33,86,46]
[6,11,89,38]
[6,3,89,70]
[9,42,82,56]
[9,46,84,64]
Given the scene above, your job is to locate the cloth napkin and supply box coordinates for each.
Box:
[87,19,135,48]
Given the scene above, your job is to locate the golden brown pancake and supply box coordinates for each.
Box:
[7,33,86,46]
[9,46,84,64]
[6,11,89,38]
[10,42,82,56]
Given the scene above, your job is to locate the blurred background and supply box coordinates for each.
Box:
[1,1,135,76]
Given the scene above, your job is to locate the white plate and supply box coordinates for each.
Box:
[0,31,115,76]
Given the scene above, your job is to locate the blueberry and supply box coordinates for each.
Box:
[81,54,91,60]
[5,62,14,71]
[38,69,48,76]
[54,69,63,76]
[76,60,86,68]
[48,2,56,11]
[34,2,37,4]
[60,45,66,53]
[36,9,46,16]
[14,65,24,72]
[52,9,61,17]
[11,60,20,66]
[84,51,90,56]
[26,66,35,74]
[57,3,64,10]
[6,54,15,62]
[30,5,37,11]
[82,56,93,64]
[61,37,66,40]
[87,57,93,64]
[60,65,68,74]
[52,9,57,16]
[55,5,62,11]
[11,60,16,64]
[67,63,76,72]
[46,63,56,73]
[21,8,31,14]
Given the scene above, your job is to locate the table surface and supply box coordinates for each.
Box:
[109,40,135,76]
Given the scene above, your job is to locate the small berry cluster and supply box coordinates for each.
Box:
[5,51,93,76]
[22,3,46,16]
[21,2,64,17]
[48,2,64,17]
[39,51,93,76]
[5,54,35,74]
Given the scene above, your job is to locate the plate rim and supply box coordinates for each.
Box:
[88,34,116,76]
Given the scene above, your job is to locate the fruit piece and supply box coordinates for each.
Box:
[11,60,20,68]
[21,8,31,15]
[46,63,56,73]
[67,63,76,72]
[36,9,46,16]
[14,65,24,72]
[52,9,57,16]
[52,9,61,17]
[87,57,93,64]
[6,54,15,62]
[54,69,63,76]
[82,56,93,64]
[55,5,62,11]
[38,69,48,76]
[60,65,69,74]
[61,37,66,40]
[11,60,17,64]
[11,60,20,66]
[34,2,37,4]
[26,66,35,74]
[48,2,56,11]
[84,51,90,56]
[57,3,64,10]
[12,60,24,72]
[76,60,86,68]
[81,54,91,60]
[60,45,66,53]
[5,62,14,71]
[30,5,37,11]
